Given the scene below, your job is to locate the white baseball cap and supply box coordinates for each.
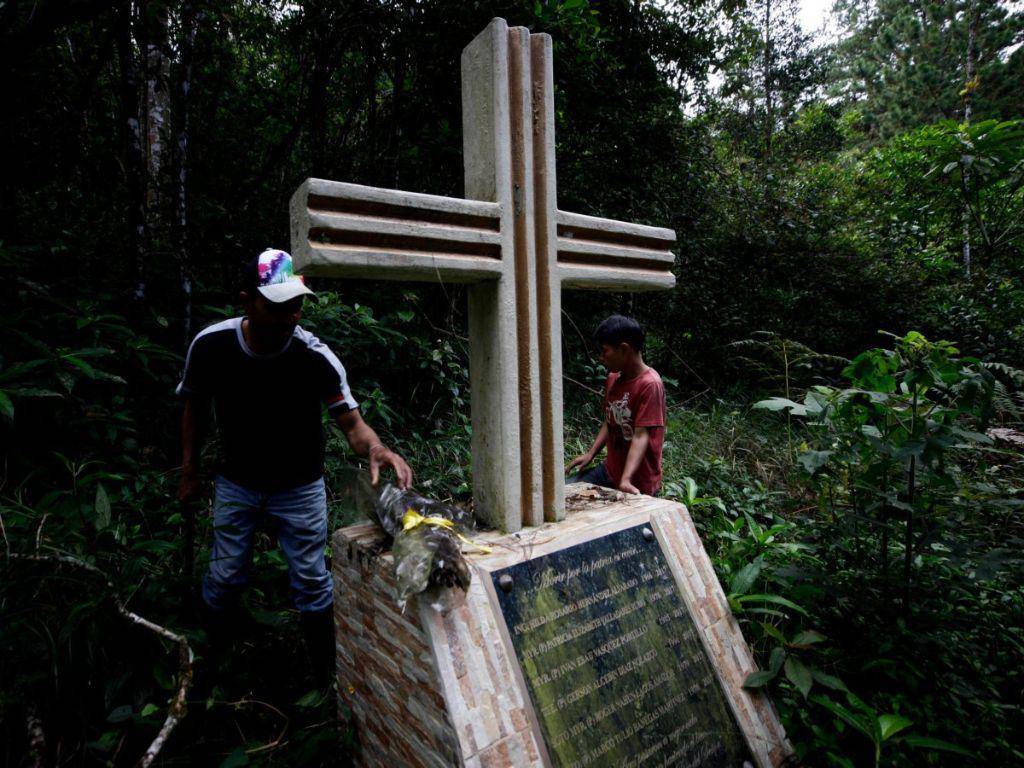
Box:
[246,248,315,303]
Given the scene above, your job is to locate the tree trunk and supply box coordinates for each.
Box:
[962,0,976,279]
[143,0,171,253]
[762,0,773,164]
[117,0,148,301]
[174,0,197,342]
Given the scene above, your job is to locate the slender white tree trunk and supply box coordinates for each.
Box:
[117,0,148,301]
[762,0,773,163]
[144,0,171,237]
[175,0,196,341]
[962,0,976,279]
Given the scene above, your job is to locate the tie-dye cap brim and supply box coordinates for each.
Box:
[250,248,315,303]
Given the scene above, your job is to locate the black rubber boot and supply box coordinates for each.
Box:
[299,607,337,690]
[193,599,243,700]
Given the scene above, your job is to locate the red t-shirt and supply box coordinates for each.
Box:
[602,367,666,495]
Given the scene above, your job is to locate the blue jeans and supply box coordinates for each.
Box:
[203,475,332,613]
[568,462,614,489]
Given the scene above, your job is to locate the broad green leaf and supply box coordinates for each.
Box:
[7,387,61,399]
[63,355,125,384]
[742,669,777,688]
[812,695,874,742]
[798,450,832,475]
[811,669,849,692]
[769,646,786,673]
[296,689,325,707]
[219,748,250,768]
[140,703,159,717]
[106,704,132,723]
[784,656,813,698]
[65,347,115,358]
[735,593,809,616]
[730,557,763,596]
[0,390,13,420]
[902,736,975,757]
[760,622,786,644]
[0,359,47,383]
[743,511,763,539]
[878,714,913,741]
[825,753,856,768]
[95,484,111,531]
[682,476,698,504]
[791,630,826,646]
[754,397,807,416]
[741,607,788,619]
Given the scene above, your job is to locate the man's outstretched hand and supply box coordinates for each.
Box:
[566,453,594,474]
[369,447,413,489]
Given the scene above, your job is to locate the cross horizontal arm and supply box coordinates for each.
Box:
[555,210,676,291]
[290,179,504,283]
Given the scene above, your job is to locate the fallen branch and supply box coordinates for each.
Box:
[211,698,290,755]
[6,552,194,768]
[564,374,603,396]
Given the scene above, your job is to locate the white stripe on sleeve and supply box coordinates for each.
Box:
[293,326,359,411]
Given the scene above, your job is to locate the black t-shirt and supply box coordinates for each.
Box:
[177,317,358,492]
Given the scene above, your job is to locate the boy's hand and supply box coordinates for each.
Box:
[618,478,640,495]
[567,453,593,473]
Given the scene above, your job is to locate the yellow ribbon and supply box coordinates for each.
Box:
[402,508,492,554]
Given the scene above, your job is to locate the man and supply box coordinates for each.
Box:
[567,315,666,496]
[177,248,412,687]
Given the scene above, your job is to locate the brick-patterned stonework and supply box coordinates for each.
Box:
[332,488,791,767]
[332,521,463,767]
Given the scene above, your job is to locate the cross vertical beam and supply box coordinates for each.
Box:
[461,21,542,531]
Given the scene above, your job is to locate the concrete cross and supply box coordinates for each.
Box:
[290,18,675,533]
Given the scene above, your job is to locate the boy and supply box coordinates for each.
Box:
[567,315,666,496]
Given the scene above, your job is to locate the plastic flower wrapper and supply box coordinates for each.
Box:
[372,484,487,613]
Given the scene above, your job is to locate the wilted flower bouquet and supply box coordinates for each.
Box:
[371,484,487,612]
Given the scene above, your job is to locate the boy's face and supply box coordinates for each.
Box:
[597,342,632,373]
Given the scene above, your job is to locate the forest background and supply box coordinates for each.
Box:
[1,0,1023,766]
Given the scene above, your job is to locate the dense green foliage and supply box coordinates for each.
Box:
[2,0,1023,765]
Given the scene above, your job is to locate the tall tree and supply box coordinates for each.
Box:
[962,0,977,277]
[833,0,1024,140]
[173,0,198,339]
[116,0,150,300]
[712,0,825,163]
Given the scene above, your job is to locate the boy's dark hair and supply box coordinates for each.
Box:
[594,314,644,353]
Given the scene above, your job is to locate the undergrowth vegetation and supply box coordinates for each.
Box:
[3,269,1024,765]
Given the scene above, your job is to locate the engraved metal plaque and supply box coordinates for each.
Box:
[491,523,754,768]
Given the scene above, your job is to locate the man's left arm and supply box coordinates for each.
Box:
[333,408,413,489]
[618,427,650,494]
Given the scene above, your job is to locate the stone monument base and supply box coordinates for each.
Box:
[331,486,791,767]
